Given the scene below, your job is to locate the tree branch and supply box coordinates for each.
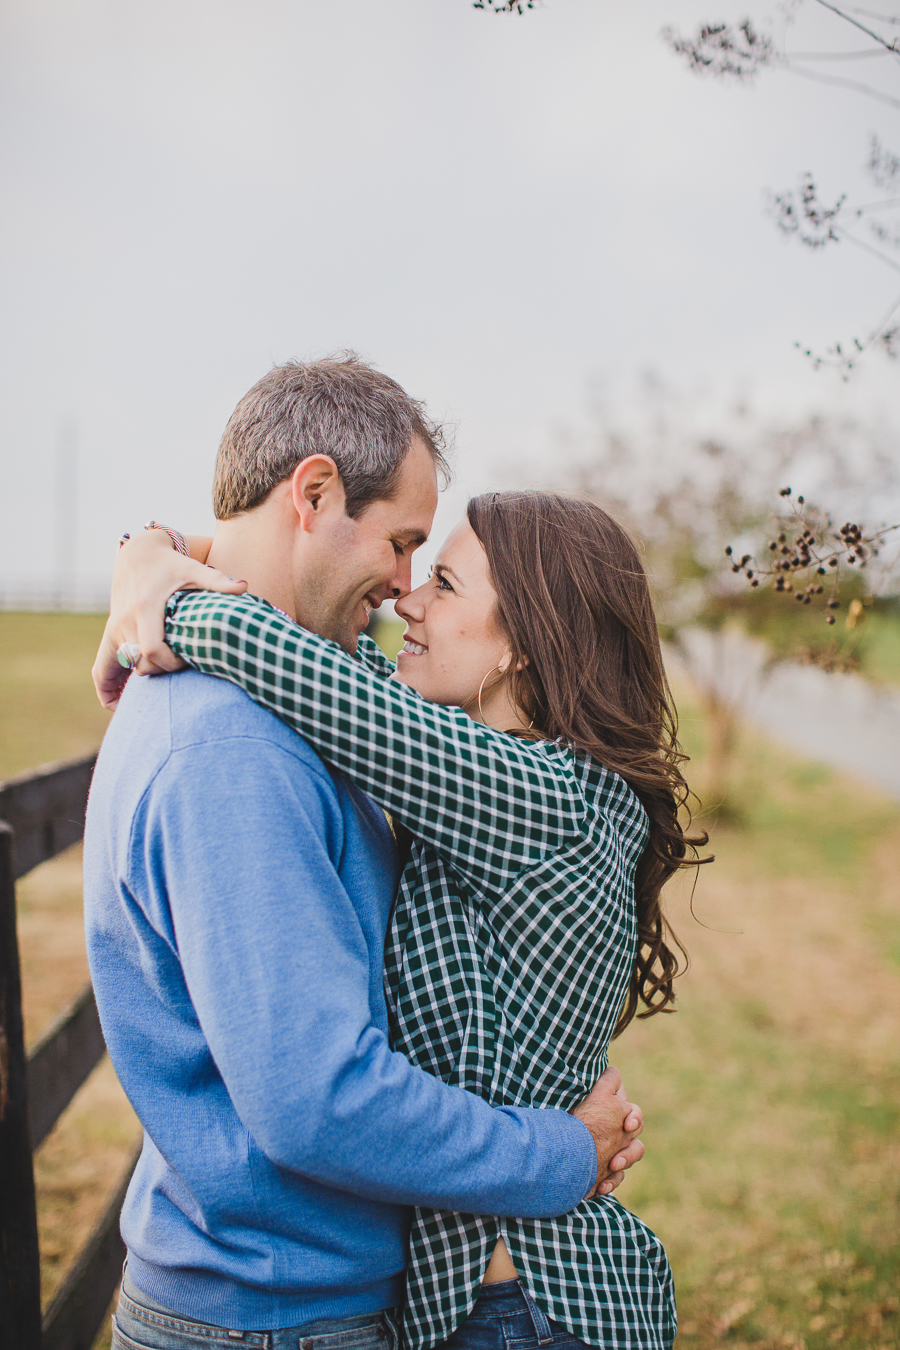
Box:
[786,47,894,59]
[781,61,900,105]
[834,222,900,272]
[850,8,900,24]
[867,288,900,339]
[854,197,900,212]
[812,0,900,53]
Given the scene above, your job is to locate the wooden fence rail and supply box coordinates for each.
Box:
[0,752,139,1350]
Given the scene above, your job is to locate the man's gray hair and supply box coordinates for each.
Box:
[213,355,450,520]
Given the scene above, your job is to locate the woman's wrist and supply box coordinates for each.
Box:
[185,535,214,565]
[94,528,247,709]
[144,520,189,556]
[117,522,212,566]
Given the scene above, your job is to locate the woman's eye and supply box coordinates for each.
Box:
[437,575,453,592]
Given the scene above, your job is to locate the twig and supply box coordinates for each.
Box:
[812,0,900,53]
[850,7,900,24]
[726,489,900,624]
[785,46,895,58]
[833,223,900,271]
[781,61,900,104]
[853,196,900,212]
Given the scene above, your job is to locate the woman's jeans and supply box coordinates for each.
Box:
[111,1274,399,1350]
[438,1281,591,1350]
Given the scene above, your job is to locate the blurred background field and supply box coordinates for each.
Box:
[616,699,900,1349]
[2,610,898,1350]
[0,613,110,776]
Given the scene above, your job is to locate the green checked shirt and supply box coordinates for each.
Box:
[165,591,677,1350]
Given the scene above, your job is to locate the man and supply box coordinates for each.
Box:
[85,357,644,1349]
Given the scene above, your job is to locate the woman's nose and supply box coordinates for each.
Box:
[396,584,427,622]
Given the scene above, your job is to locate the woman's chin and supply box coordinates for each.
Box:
[393,658,421,691]
[393,662,459,707]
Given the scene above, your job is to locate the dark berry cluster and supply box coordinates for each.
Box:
[473,0,534,10]
[725,487,895,625]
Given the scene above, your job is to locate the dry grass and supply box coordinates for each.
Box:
[614,701,900,1349]
[0,612,110,778]
[2,615,898,1349]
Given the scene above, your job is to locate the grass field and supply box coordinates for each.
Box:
[0,612,111,778]
[614,701,900,1349]
[2,612,898,1349]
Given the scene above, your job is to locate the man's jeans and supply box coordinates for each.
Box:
[111,1274,399,1350]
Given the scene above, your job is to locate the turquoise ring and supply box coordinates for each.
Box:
[116,642,142,670]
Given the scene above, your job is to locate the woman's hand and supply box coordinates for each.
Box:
[92,529,248,710]
[572,1065,645,1198]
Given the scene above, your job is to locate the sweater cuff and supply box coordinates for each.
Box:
[530,1108,598,1215]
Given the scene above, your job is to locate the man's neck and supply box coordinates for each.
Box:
[207,513,298,620]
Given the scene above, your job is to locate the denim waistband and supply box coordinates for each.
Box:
[467,1281,554,1345]
[474,1281,522,1304]
[119,1271,396,1347]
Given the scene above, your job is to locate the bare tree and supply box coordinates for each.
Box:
[472,0,900,373]
[662,2,900,374]
[560,387,900,808]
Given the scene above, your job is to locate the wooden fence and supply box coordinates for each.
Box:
[0,753,139,1350]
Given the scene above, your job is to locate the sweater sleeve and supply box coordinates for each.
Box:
[164,590,585,892]
[140,733,597,1216]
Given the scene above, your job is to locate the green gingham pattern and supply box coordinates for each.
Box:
[165,591,677,1350]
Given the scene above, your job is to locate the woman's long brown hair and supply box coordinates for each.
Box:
[467,490,709,1037]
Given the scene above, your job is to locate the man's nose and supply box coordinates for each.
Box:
[388,553,413,600]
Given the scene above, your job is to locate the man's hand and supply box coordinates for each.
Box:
[92,529,247,711]
[571,1065,645,1199]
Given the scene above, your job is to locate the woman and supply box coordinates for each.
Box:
[105,491,704,1350]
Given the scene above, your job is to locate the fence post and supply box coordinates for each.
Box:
[0,819,42,1349]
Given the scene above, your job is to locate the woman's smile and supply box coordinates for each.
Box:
[392,523,516,717]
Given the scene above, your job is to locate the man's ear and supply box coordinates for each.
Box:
[290,455,346,532]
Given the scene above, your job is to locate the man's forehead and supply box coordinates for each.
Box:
[380,505,433,546]
[359,490,432,537]
[388,436,439,536]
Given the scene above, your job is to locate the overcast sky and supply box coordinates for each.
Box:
[1,0,898,601]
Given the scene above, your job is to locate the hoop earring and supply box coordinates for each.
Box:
[477,666,501,724]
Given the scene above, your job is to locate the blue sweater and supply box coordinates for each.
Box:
[83,669,596,1331]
